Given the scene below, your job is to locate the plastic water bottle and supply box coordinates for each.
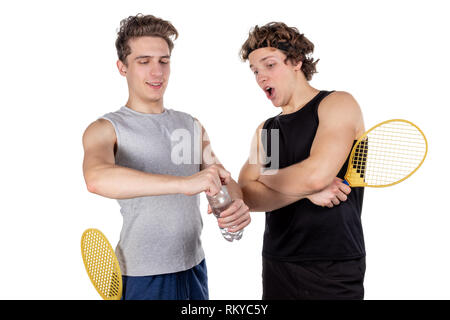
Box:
[206,185,243,242]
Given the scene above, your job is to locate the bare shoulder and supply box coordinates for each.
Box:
[256,120,266,131]
[252,120,266,139]
[318,91,365,138]
[253,120,266,147]
[320,91,361,114]
[251,120,268,162]
[82,118,117,149]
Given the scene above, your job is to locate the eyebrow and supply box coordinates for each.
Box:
[134,55,171,60]
[249,55,276,69]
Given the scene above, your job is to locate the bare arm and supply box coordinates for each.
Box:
[258,91,364,197]
[82,119,187,199]
[239,101,354,212]
[237,121,308,212]
[82,119,229,199]
[239,161,304,212]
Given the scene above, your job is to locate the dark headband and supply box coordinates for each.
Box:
[247,42,291,56]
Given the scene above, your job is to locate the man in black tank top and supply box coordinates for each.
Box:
[238,22,366,300]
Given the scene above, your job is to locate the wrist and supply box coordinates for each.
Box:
[175,175,189,194]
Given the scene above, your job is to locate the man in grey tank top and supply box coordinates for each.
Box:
[82,14,251,300]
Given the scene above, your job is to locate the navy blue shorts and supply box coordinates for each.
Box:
[121,259,209,300]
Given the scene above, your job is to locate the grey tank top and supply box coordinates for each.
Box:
[100,106,204,276]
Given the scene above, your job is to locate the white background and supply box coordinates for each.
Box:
[0,0,449,299]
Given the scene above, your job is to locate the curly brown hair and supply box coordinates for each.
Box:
[240,22,319,81]
[115,14,178,65]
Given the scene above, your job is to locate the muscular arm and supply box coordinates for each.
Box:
[238,121,306,212]
[82,119,185,199]
[239,162,305,212]
[258,91,364,197]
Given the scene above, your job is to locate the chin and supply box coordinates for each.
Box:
[139,95,160,104]
[272,101,282,108]
[270,96,283,107]
[147,92,165,101]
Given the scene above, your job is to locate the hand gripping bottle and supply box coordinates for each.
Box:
[206,185,243,242]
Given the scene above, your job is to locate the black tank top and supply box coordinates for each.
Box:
[262,90,365,261]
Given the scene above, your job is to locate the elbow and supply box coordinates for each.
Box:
[85,178,99,194]
[308,177,328,193]
[238,175,253,189]
[239,185,257,212]
[85,178,116,199]
[237,178,247,189]
[303,173,333,195]
[84,166,116,198]
[86,181,97,194]
[241,192,259,212]
[239,184,250,203]
[84,172,101,195]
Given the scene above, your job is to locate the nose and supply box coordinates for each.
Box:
[256,72,268,86]
[150,61,163,77]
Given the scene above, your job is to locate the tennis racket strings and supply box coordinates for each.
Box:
[345,119,427,187]
[81,228,122,300]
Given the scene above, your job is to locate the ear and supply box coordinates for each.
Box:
[293,60,303,72]
[117,60,127,76]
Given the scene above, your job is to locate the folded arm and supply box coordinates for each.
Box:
[258,91,364,197]
[238,121,308,212]
[239,160,305,212]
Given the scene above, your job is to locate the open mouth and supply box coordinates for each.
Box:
[264,86,275,99]
[146,81,163,89]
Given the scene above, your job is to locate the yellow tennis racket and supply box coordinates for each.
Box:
[344,119,427,187]
[81,228,122,300]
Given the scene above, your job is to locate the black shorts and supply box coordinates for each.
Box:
[262,256,366,300]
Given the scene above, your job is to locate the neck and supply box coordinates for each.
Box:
[280,79,320,115]
[126,95,165,114]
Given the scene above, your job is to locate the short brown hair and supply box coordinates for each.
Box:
[240,22,319,80]
[115,14,178,65]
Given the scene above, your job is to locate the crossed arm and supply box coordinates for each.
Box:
[238,123,306,212]
[239,91,364,212]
